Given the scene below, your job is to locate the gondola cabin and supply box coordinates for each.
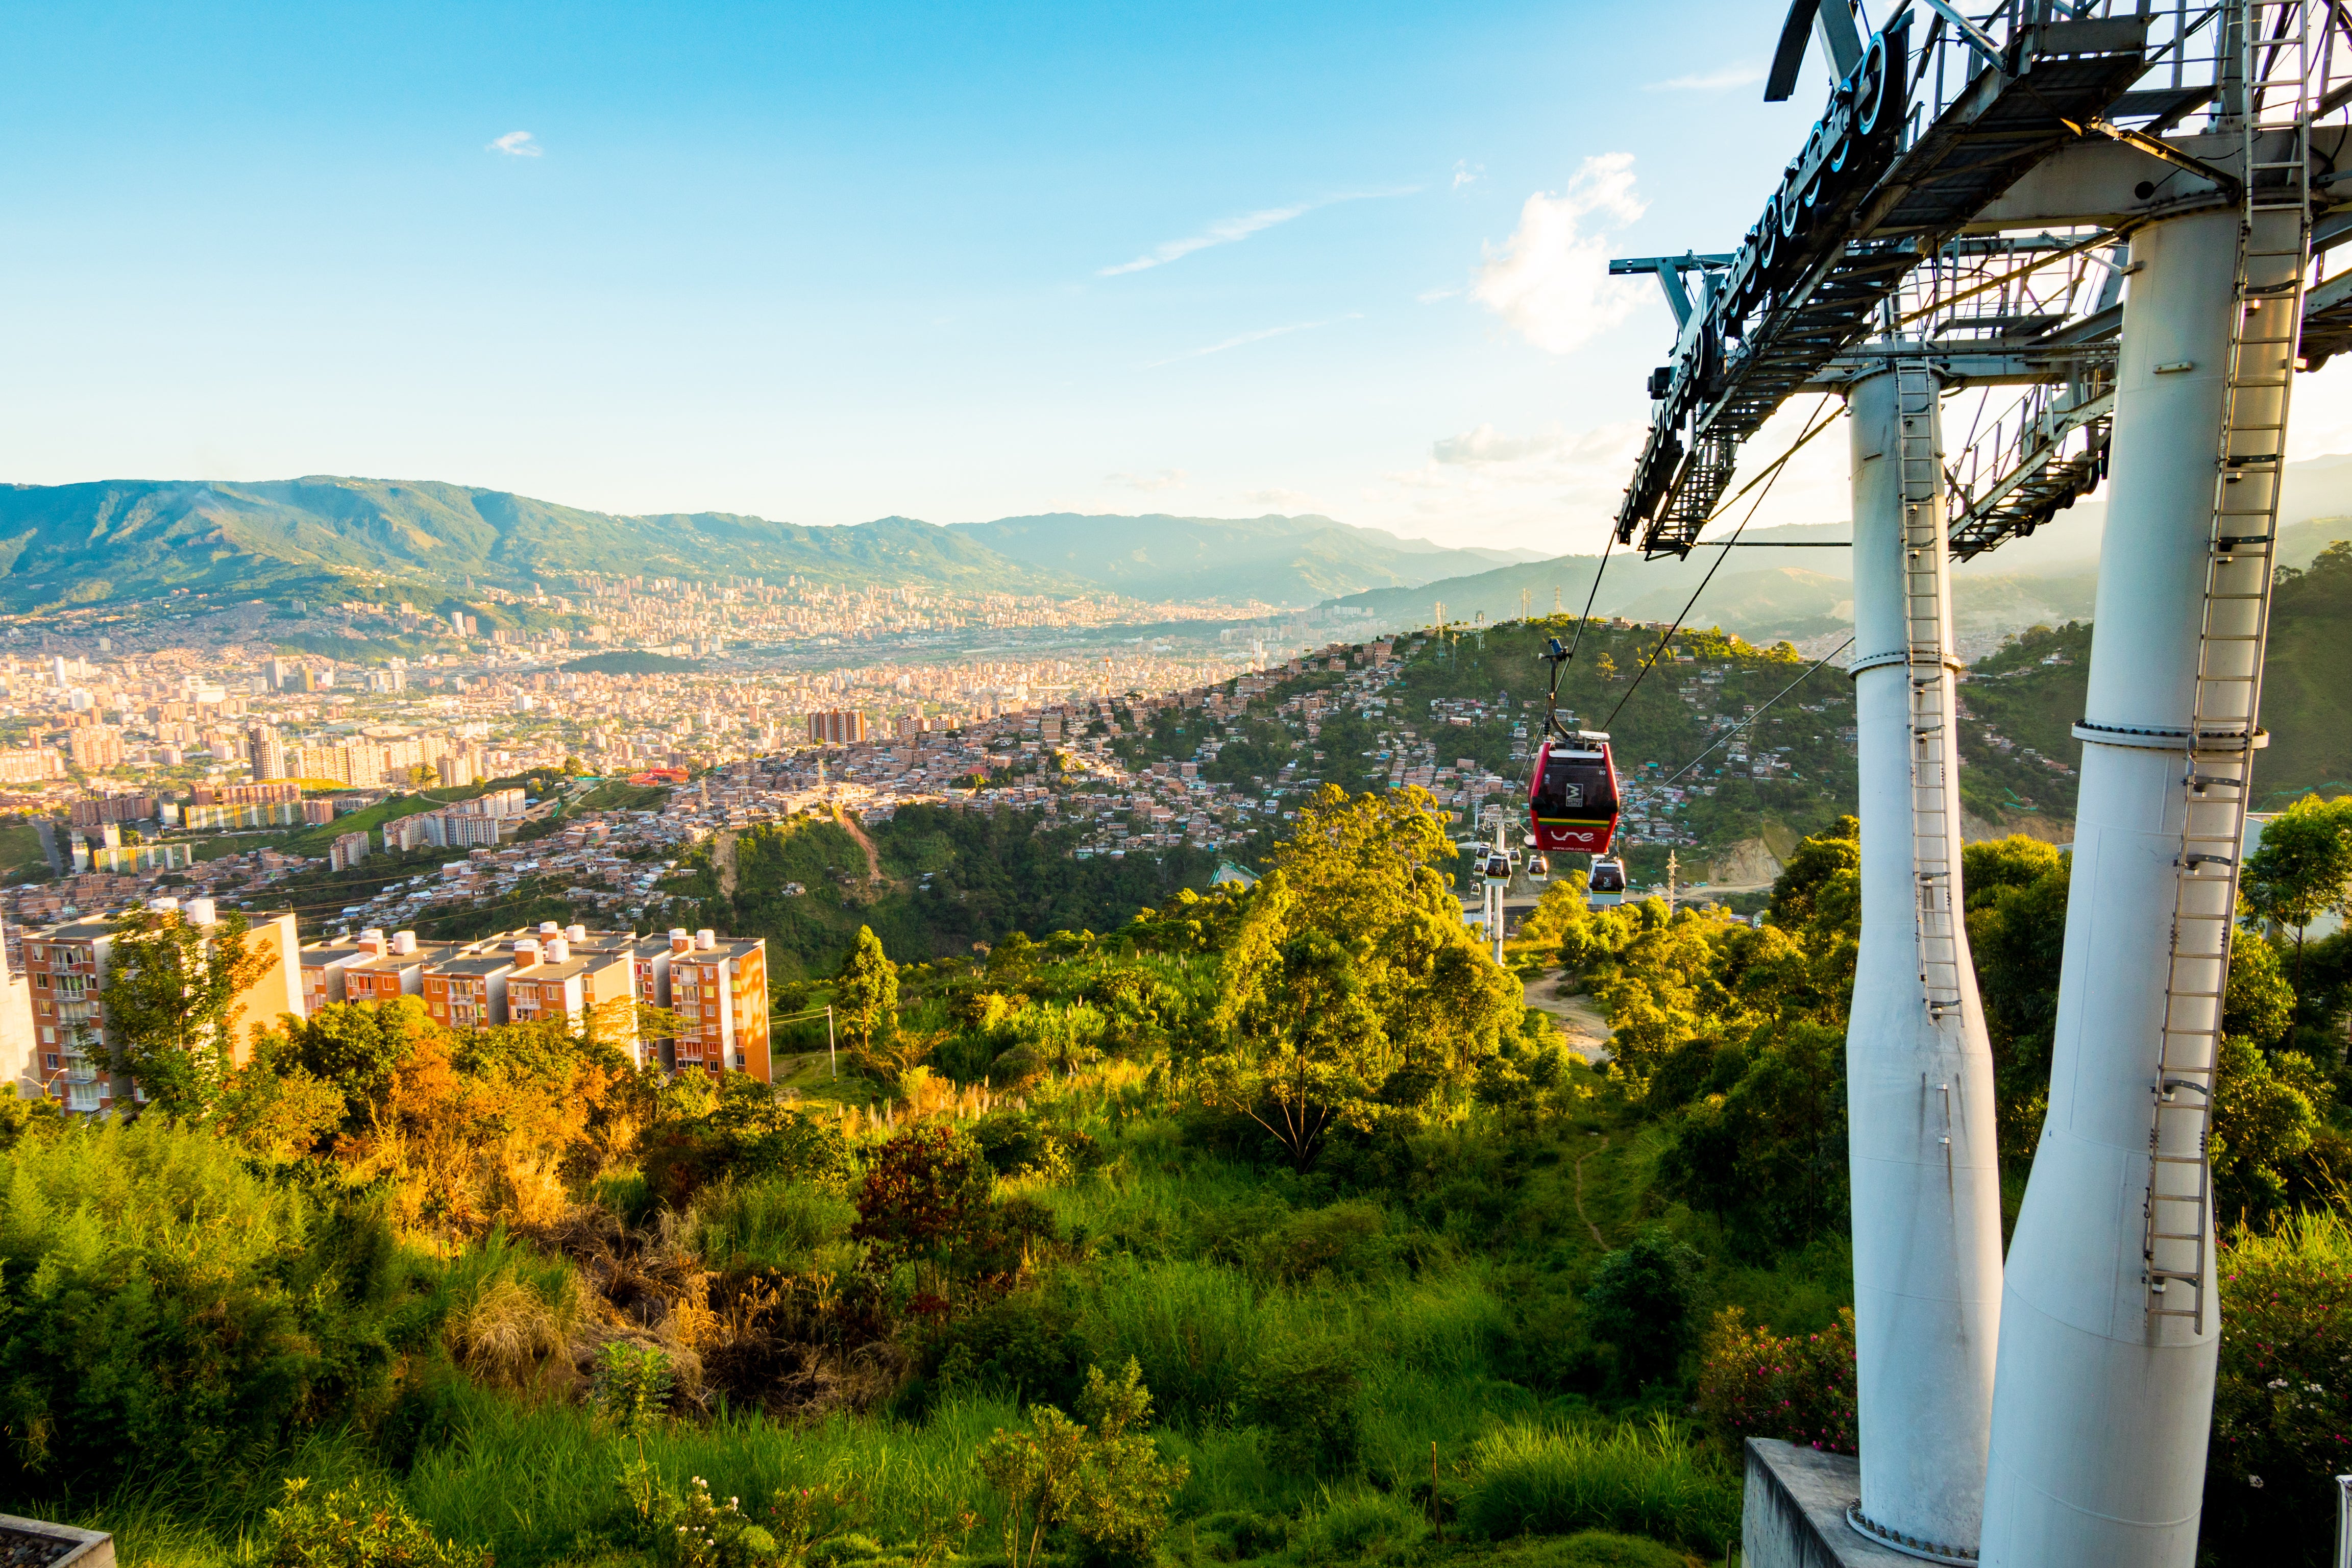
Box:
[1588,857,1627,908]
[1528,731,1620,854]
[1527,853,1551,883]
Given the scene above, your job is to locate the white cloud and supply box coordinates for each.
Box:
[1349,420,1651,551]
[1106,468,1189,493]
[487,131,542,157]
[1144,314,1360,369]
[1417,285,1462,303]
[1471,154,1649,354]
[1451,160,1483,191]
[1644,64,1766,91]
[1246,487,1322,513]
[1099,189,1413,277]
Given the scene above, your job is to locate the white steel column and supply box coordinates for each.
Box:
[1844,361,2005,1558]
[1981,208,2245,1567]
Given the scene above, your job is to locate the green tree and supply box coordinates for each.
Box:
[1963,835,2071,1159]
[101,905,268,1120]
[251,998,441,1131]
[836,924,900,1067]
[2242,794,2352,995]
[1197,874,1394,1172]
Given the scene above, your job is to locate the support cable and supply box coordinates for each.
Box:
[1603,397,1840,732]
[1655,636,1856,789]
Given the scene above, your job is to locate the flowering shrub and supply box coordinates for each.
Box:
[2204,1211,2352,1563]
[653,1477,779,1568]
[1693,1306,1856,1456]
[264,1477,486,1568]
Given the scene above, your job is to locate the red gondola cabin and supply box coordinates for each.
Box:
[1528,731,1620,854]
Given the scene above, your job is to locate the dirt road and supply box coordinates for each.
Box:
[1523,967,1612,1063]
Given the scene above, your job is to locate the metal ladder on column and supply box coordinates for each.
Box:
[2144,0,2314,1334]
[1898,357,1965,1022]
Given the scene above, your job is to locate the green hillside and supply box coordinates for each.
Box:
[2257,538,2352,804]
[660,805,1222,980]
[1948,537,2352,825]
[953,512,1541,606]
[0,479,1093,610]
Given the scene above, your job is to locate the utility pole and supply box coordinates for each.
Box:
[827,1003,837,1079]
[1664,849,1677,914]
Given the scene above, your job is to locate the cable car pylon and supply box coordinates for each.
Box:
[1598,0,2351,1560]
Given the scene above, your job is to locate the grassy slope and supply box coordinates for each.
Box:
[64,1042,1825,1568]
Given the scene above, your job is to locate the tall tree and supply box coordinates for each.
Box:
[2242,794,2352,997]
[101,906,268,1120]
[836,924,900,1067]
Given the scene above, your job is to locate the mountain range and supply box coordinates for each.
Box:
[0,478,1538,614]
[11,458,2352,648]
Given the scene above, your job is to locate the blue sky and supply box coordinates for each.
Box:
[9,2,2350,554]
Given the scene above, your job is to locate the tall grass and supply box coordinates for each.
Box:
[688,1173,857,1273]
[399,1379,1027,1561]
[1457,1416,1740,1556]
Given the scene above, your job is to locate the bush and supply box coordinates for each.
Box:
[1581,1232,1702,1390]
[1456,1417,1739,1556]
[0,1121,418,1487]
[1241,1340,1362,1475]
[1694,1306,1856,1455]
[264,1476,486,1568]
[978,1360,1190,1568]
[2204,1210,2352,1565]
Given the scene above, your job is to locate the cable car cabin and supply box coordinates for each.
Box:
[1481,849,1512,882]
[1529,731,1620,854]
[1527,853,1551,883]
[1588,857,1627,908]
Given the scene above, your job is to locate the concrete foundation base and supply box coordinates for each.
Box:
[1745,1439,1960,1566]
[0,1513,113,1568]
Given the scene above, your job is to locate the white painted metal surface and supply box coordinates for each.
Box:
[1980,207,2243,1568]
[1844,363,2005,1559]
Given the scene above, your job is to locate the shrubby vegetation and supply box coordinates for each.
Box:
[6,780,2349,1567]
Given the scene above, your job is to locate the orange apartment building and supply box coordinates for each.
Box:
[21,898,302,1113]
[652,927,771,1081]
[13,904,774,1116]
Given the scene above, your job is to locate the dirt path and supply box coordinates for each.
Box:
[1523,967,1612,1063]
[831,805,883,884]
[1573,1137,1608,1246]
[714,830,739,899]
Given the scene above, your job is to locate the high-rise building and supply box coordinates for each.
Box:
[329,830,371,872]
[246,724,286,780]
[66,728,124,772]
[807,709,867,745]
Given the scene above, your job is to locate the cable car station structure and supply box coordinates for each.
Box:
[1609,2,2350,1562]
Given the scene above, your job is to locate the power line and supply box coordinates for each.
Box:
[1602,397,1840,733]
[1655,636,1856,789]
